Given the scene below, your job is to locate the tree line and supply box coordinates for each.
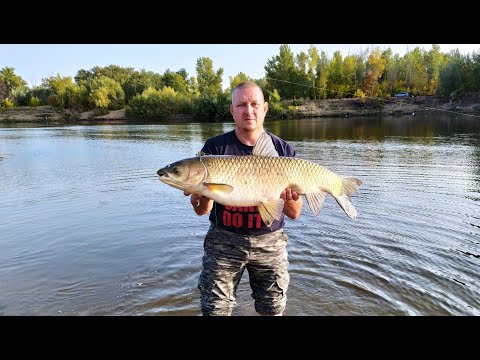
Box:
[1,44,479,120]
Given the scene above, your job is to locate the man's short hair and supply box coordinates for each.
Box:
[232,81,264,104]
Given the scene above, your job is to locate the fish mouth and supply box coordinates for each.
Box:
[157,169,168,177]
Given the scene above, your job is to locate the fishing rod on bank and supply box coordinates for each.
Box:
[265,77,480,119]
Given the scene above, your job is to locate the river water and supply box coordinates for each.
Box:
[1,113,479,316]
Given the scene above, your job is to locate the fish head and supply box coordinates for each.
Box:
[157,157,206,193]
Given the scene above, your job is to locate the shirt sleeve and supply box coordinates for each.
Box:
[286,143,296,157]
[268,132,296,158]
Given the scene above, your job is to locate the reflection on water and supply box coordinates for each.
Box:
[0,113,479,316]
[268,113,480,142]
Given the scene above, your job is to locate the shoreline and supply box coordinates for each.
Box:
[1,96,478,124]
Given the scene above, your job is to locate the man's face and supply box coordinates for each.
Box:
[230,86,268,132]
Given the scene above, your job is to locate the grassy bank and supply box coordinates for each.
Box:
[1,96,478,124]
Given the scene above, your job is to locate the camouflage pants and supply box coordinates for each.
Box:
[198,223,289,316]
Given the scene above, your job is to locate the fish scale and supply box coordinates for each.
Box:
[201,155,344,205]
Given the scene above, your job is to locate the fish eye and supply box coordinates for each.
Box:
[173,167,180,174]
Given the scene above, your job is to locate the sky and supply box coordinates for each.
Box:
[1,44,479,89]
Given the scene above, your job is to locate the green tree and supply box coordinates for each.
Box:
[380,48,396,95]
[126,86,193,118]
[460,53,476,93]
[439,64,462,98]
[471,51,480,92]
[264,44,298,99]
[266,88,284,117]
[0,67,28,103]
[438,50,463,98]
[75,65,139,104]
[355,49,367,91]
[31,86,52,106]
[316,51,330,100]
[187,76,199,97]
[76,65,135,88]
[307,45,319,99]
[424,44,445,95]
[89,76,125,112]
[172,68,195,95]
[2,98,14,109]
[296,51,308,74]
[294,51,310,99]
[229,72,251,93]
[328,51,345,99]
[11,87,32,106]
[162,69,190,95]
[123,69,163,103]
[196,57,224,98]
[343,54,357,97]
[29,96,40,107]
[43,75,79,109]
[361,47,386,97]
[405,47,428,95]
[0,80,7,102]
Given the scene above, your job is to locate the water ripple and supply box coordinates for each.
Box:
[1,119,479,315]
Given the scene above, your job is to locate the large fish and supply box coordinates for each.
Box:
[157,132,362,226]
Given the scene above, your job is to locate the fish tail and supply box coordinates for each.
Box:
[334,177,362,220]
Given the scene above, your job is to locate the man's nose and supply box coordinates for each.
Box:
[244,104,253,113]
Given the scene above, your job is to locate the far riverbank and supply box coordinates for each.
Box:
[1,95,479,125]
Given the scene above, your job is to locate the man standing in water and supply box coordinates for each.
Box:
[184,81,303,316]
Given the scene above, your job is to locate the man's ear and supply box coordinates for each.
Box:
[264,102,268,113]
[230,104,234,116]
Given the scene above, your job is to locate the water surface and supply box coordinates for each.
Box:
[1,113,479,315]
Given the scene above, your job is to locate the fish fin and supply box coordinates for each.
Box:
[334,177,362,220]
[203,183,234,194]
[342,177,362,196]
[252,132,279,157]
[257,199,285,226]
[305,191,328,216]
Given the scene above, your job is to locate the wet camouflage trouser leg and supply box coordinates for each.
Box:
[197,224,289,316]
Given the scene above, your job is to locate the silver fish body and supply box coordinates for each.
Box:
[157,132,362,225]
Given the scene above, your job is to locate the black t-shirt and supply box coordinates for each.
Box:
[200,130,296,235]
